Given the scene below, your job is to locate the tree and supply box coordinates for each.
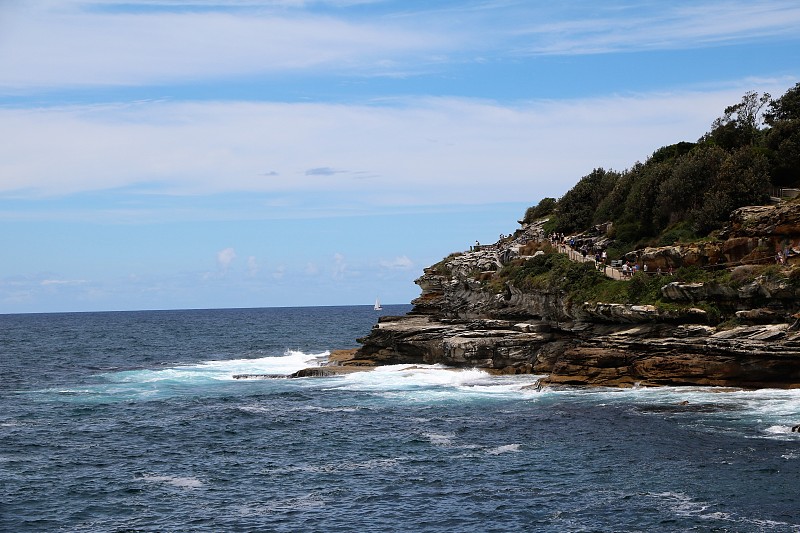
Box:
[648,141,696,164]
[594,171,634,224]
[653,145,727,230]
[764,82,800,124]
[695,147,771,232]
[521,197,557,224]
[764,83,800,186]
[554,168,619,233]
[703,91,771,150]
[621,161,671,239]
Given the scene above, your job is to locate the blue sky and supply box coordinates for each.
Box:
[1,0,798,313]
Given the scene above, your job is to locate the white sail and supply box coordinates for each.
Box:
[374,297,382,311]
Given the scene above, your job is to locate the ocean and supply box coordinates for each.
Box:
[1,305,799,532]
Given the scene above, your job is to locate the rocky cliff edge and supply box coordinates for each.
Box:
[351,203,800,388]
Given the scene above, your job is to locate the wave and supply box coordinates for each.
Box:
[30,352,800,436]
[138,474,204,489]
[38,350,328,402]
[486,443,522,455]
[104,349,327,383]
[651,491,800,530]
[332,364,542,400]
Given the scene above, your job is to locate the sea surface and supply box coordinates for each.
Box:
[2,305,800,532]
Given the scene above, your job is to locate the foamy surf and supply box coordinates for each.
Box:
[139,474,204,489]
[106,349,326,383]
[42,350,327,402]
[334,364,541,398]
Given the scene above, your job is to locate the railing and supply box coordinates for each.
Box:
[770,187,800,199]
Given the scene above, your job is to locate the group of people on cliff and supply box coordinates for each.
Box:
[547,231,680,278]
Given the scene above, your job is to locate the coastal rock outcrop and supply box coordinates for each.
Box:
[352,204,800,388]
[356,314,800,387]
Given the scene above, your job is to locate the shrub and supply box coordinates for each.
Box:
[626,272,664,303]
[521,197,557,224]
[658,221,699,246]
[788,266,800,287]
[730,264,761,285]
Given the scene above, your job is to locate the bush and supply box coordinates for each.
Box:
[521,197,557,224]
[518,241,553,256]
[626,272,664,303]
[788,266,800,287]
[658,221,699,246]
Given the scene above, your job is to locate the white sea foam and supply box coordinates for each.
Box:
[574,386,800,436]
[335,364,541,400]
[765,425,794,435]
[486,443,521,455]
[140,474,203,489]
[305,457,401,473]
[47,350,329,402]
[236,494,326,516]
[294,405,362,413]
[652,491,713,518]
[239,404,361,415]
[107,350,326,385]
[648,491,798,528]
[424,432,455,446]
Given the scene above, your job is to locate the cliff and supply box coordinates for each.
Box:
[352,203,800,388]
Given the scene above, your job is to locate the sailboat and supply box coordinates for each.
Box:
[373,297,383,311]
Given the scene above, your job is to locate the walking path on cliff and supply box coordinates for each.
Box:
[478,234,630,281]
[554,243,629,281]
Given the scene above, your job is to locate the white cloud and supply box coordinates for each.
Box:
[0,2,451,89]
[0,82,795,215]
[332,253,346,280]
[501,2,800,56]
[246,256,259,277]
[379,255,413,270]
[40,278,87,286]
[4,1,798,91]
[217,247,237,270]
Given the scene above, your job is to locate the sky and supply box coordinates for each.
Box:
[0,1,798,314]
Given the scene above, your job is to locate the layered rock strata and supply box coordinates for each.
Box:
[356,315,800,387]
[352,203,800,388]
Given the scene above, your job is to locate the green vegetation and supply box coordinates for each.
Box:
[522,83,800,257]
[431,252,462,275]
[483,248,797,324]
[469,84,800,323]
[493,253,671,307]
[521,197,556,224]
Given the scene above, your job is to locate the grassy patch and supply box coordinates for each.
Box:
[430,252,463,275]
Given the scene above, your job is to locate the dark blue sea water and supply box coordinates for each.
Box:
[2,305,800,532]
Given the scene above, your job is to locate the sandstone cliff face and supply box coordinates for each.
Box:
[624,203,800,269]
[354,204,800,388]
[355,314,800,387]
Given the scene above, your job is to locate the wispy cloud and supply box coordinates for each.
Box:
[332,252,346,280]
[272,265,286,279]
[40,278,87,286]
[4,1,798,91]
[305,167,347,176]
[1,83,795,220]
[246,256,259,277]
[0,2,451,89]
[217,247,237,271]
[305,262,320,276]
[510,2,800,55]
[380,255,413,270]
